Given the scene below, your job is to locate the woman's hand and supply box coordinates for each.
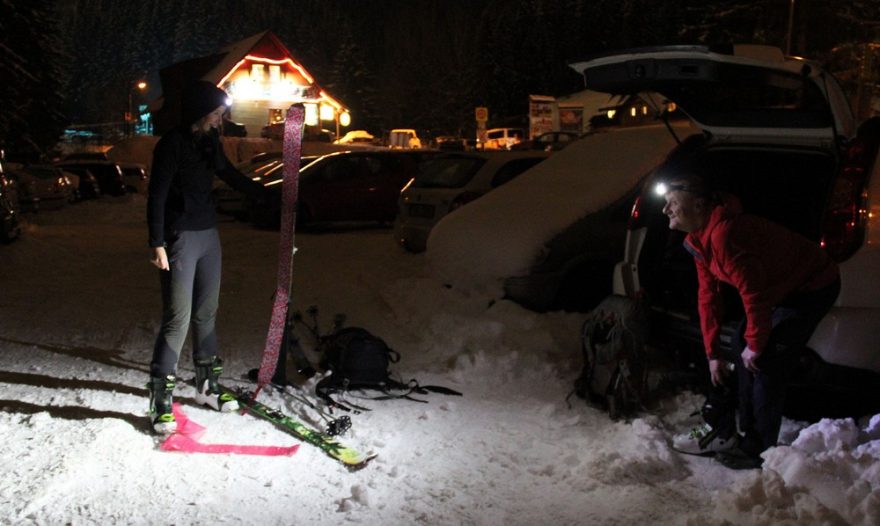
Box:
[150,246,169,271]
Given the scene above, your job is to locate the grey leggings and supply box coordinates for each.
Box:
[150,228,221,377]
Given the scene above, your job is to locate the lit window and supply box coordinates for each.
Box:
[250,64,265,82]
[269,65,281,83]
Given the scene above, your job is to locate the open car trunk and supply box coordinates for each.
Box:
[636,138,837,357]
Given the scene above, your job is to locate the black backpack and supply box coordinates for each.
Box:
[318,327,401,390]
[569,295,649,419]
[314,325,461,410]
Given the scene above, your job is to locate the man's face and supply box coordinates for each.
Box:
[663,189,706,233]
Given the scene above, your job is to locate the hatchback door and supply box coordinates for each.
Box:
[569,45,855,146]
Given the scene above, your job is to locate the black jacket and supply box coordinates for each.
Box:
[147,127,263,247]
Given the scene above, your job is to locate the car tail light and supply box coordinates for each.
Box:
[628,194,645,229]
[821,137,877,261]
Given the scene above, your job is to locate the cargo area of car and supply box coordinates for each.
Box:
[633,141,831,365]
[631,137,880,417]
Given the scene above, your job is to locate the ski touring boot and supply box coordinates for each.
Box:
[672,422,738,456]
[194,357,239,412]
[148,375,178,434]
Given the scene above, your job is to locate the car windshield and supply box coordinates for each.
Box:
[412,156,487,188]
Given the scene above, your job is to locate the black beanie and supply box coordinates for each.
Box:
[180,80,229,125]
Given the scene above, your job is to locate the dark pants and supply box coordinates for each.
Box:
[150,228,222,377]
[719,277,840,456]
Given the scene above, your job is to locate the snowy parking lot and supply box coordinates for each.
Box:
[0,196,878,525]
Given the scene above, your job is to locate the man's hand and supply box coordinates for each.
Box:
[741,346,760,373]
[150,246,169,271]
[709,358,730,387]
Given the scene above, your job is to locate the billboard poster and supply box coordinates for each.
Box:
[528,95,554,139]
[558,105,584,133]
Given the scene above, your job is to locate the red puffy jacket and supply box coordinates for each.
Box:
[683,197,839,359]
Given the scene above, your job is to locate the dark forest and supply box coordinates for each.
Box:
[3,0,880,153]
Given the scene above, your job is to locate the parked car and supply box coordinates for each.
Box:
[0,158,22,213]
[394,151,549,252]
[260,122,284,139]
[0,164,21,243]
[55,160,126,196]
[118,163,148,193]
[570,44,880,416]
[335,130,375,145]
[218,150,435,228]
[388,129,422,149]
[213,151,317,219]
[222,118,247,137]
[511,131,582,151]
[433,136,468,151]
[52,165,101,199]
[8,164,76,211]
[481,128,524,150]
[61,151,147,194]
[428,124,684,316]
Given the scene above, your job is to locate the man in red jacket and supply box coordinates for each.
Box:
[662,172,840,469]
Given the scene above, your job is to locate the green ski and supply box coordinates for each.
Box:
[219,384,376,470]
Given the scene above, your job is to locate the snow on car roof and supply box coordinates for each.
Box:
[426,123,697,295]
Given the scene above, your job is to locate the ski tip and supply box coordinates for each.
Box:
[345,452,378,472]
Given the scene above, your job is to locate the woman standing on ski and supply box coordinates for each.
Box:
[146,80,265,433]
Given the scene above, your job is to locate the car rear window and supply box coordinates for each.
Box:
[413,156,487,188]
[659,62,833,128]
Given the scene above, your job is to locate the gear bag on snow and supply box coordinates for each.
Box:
[314,326,461,410]
[569,295,649,419]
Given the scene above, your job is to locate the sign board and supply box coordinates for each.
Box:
[528,95,555,139]
[475,107,489,122]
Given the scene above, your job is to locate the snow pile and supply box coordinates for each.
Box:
[0,177,877,525]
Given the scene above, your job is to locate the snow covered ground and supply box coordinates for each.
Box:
[1,196,878,525]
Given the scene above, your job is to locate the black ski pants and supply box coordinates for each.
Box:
[150,228,222,377]
[720,277,840,455]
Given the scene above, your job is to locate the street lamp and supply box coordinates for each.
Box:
[785,0,796,55]
[128,80,148,137]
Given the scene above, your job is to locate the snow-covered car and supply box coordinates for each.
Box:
[570,44,880,411]
[394,151,549,253]
[334,130,375,145]
[427,124,687,311]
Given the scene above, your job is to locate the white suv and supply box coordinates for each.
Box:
[570,45,880,415]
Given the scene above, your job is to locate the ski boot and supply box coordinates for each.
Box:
[148,375,177,434]
[194,357,239,412]
[672,422,738,456]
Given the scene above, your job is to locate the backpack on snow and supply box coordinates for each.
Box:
[312,324,461,411]
[318,327,402,390]
[569,295,649,419]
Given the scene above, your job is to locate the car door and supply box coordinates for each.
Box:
[569,45,855,146]
[359,153,406,221]
[302,155,364,221]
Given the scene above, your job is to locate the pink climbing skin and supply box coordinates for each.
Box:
[254,104,306,398]
[160,404,299,456]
